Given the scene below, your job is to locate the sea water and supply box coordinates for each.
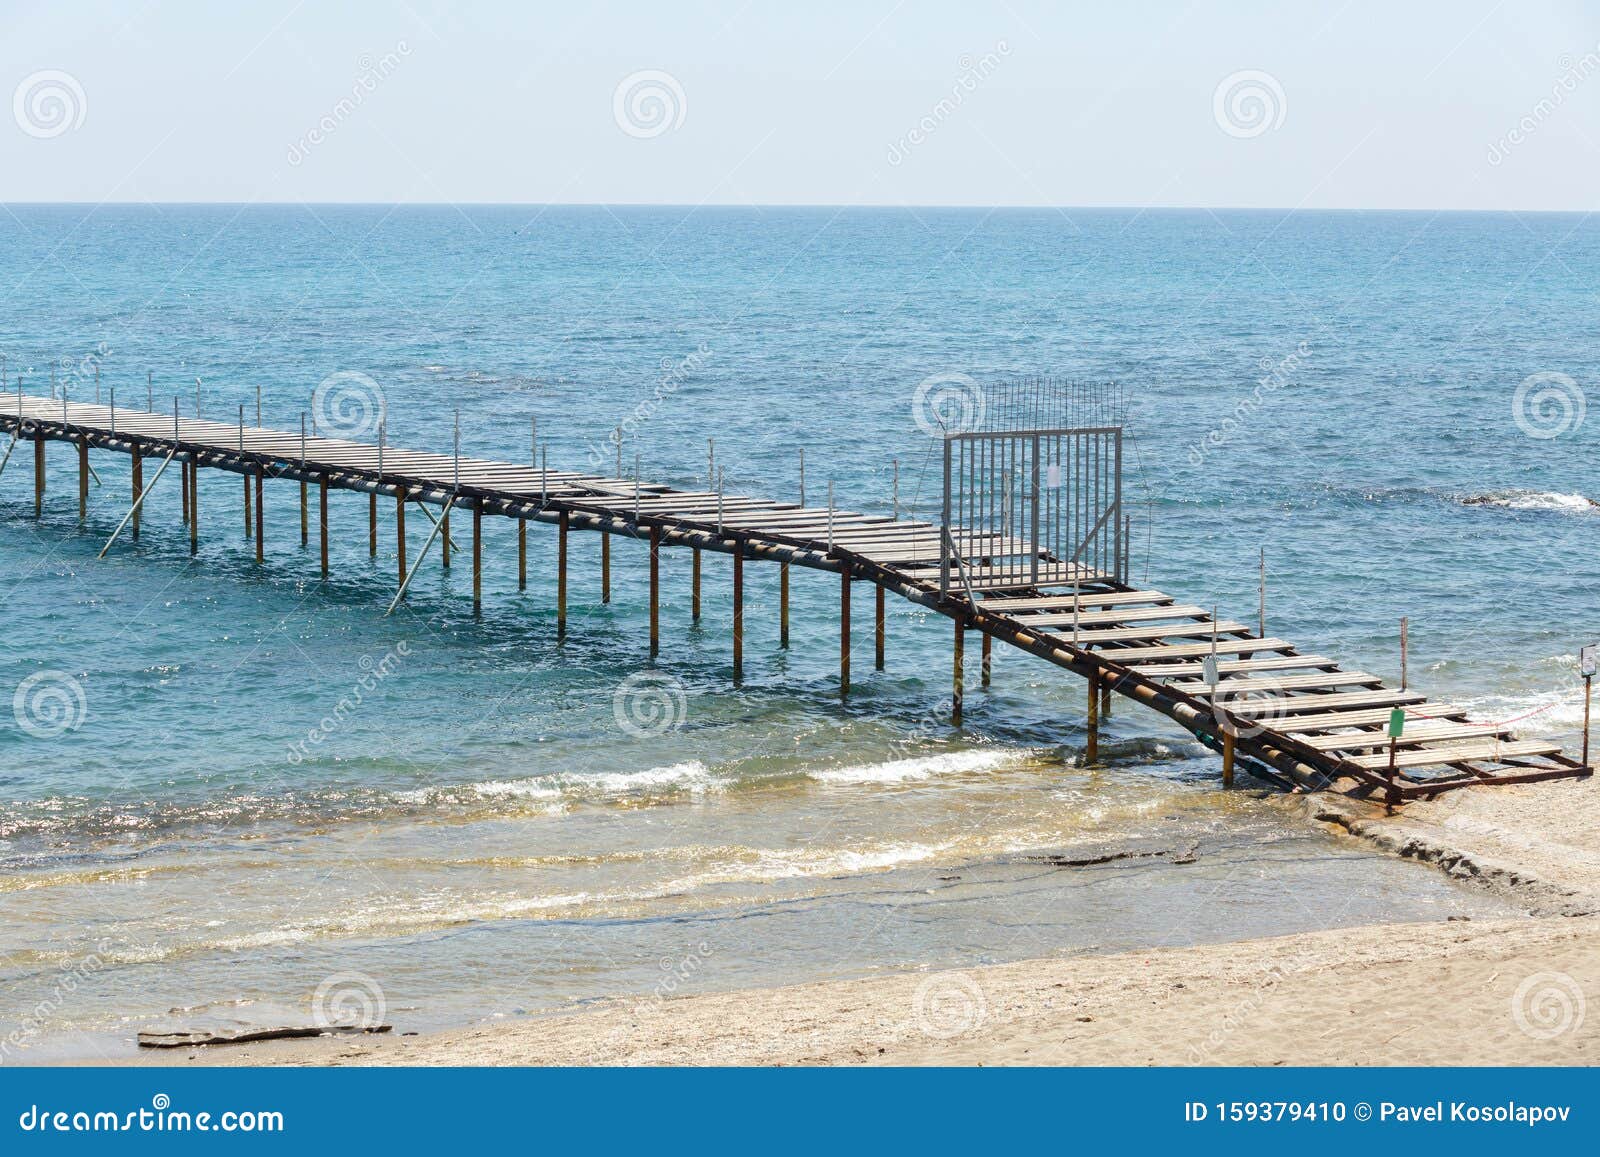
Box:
[3,205,1591,1059]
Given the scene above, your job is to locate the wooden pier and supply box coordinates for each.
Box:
[1,392,1590,803]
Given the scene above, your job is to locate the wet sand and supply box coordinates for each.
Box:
[108,778,1599,1067]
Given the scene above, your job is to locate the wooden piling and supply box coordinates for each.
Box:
[188,461,198,555]
[243,475,251,538]
[952,618,964,724]
[874,584,886,671]
[732,546,744,679]
[649,526,661,656]
[1222,730,1236,787]
[253,472,264,563]
[395,488,407,588]
[557,511,568,639]
[779,562,789,647]
[441,507,451,570]
[319,476,329,578]
[180,456,190,525]
[1101,683,1111,718]
[34,437,44,517]
[1086,671,1100,764]
[77,440,88,520]
[602,532,611,603]
[130,448,143,540]
[981,632,991,687]
[518,518,527,591]
[692,548,702,622]
[840,572,851,697]
[300,480,308,548]
[472,501,482,613]
[369,493,377,557]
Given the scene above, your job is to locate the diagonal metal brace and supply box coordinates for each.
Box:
[413,498,457,553]
[385,490,458,615]
[98,447,178,558]
[1070,501,1118,564]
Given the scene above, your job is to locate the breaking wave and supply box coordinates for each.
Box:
[808,748,1034,786]
[1459,489,1597,514]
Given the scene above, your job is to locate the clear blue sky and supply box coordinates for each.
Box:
[3,0,1599,209]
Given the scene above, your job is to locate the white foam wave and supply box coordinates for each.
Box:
[394,781,564,809]
[1456,685,1589,737]
[464,780,564,801]
[397,761,727,810]
[552,761,727,797]
[809,748,1033,786]
[143,841,965,956]
[1461,489,1597,514]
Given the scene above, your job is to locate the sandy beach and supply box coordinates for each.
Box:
[113,777,1599,1067]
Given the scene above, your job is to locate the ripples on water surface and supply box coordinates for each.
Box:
[2,206,1593,1057]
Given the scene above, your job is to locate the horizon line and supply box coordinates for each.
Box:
[0,200,1595,216]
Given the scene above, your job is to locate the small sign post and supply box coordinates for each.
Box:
[1385,707,1405,811]
[1258,547,1266,639]
[1580,645,1598,768]
[1202,652,1232,786]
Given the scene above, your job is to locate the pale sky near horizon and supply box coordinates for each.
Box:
[3,0,1600,210]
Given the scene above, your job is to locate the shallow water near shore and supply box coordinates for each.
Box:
[1,204,1594,1060]
[3,748,1515,1062]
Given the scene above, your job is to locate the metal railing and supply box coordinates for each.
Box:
[940,426,1125,596]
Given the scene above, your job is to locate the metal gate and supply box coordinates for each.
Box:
[940,427,1126,596]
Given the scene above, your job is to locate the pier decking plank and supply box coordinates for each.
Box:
[1347,739,1563,770]
[1104,638,1296,661]
[1132,654,1338,678]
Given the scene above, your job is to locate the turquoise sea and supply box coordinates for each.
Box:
[2,205,1595,1059]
